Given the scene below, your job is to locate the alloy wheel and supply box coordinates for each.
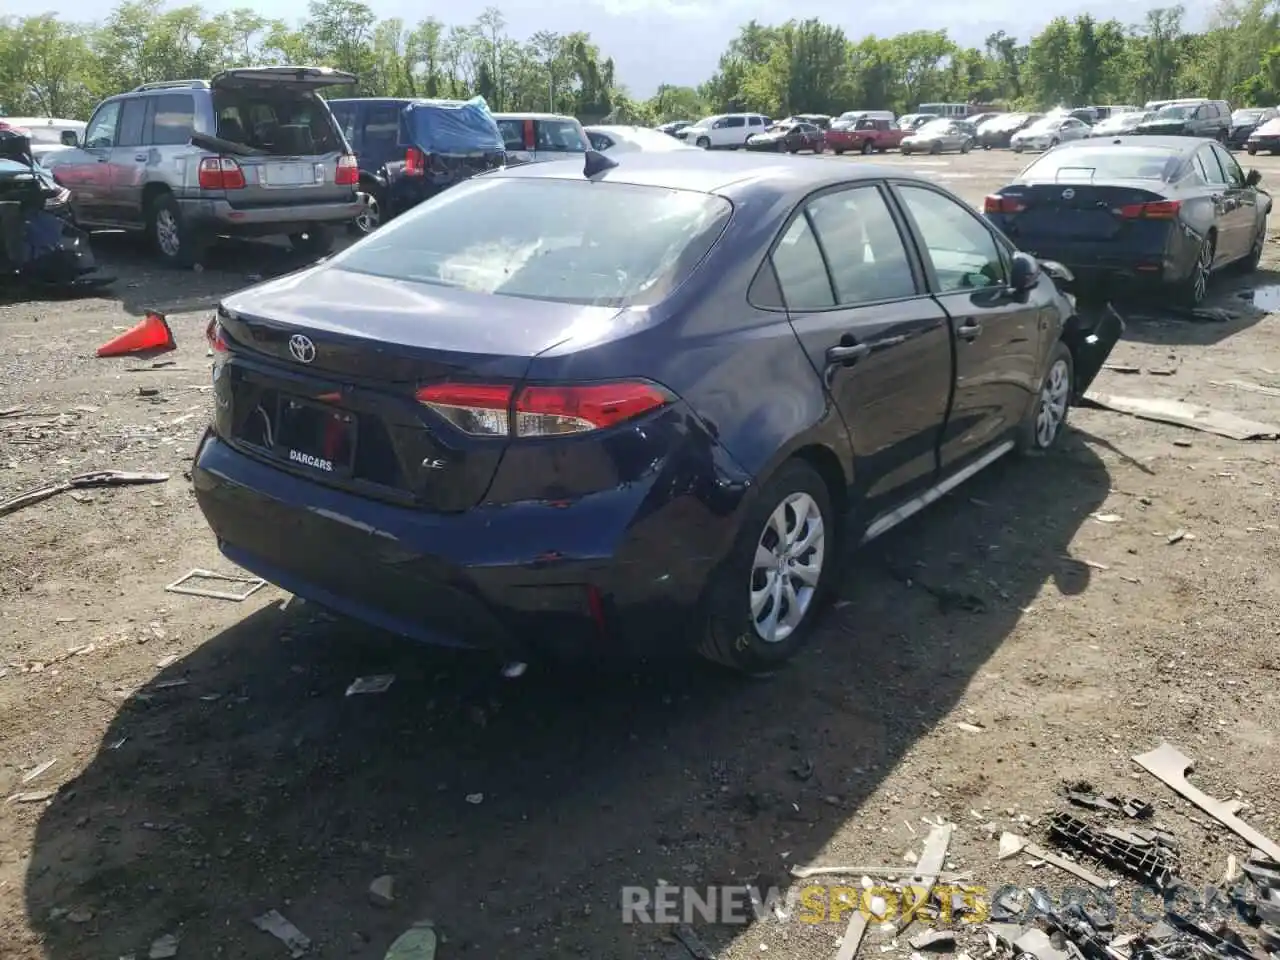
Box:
[354,191,381,233]
[1036,358,1071,448]
[749,492,825,643]
[1192,240,1212,302]
[156,209,180,258]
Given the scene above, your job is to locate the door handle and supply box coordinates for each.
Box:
[957,320,983,340]
[827,342,870,363]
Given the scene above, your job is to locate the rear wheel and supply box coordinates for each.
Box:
[290,227,334,258]
[1240,218,1267,273]
[351,184,382,235]
[1017,342,1074,454]
[1049,138,1060,148]
[695,460,836,674]
[1177,233,1215,307]
[960,139,973,154]
[1248,145,1259,155]
[696,136,710,149]
[148,192,203,268]
[833,147,844,156]
[861,139,874,155]
[902,146,913,156]
[929,141,941,154]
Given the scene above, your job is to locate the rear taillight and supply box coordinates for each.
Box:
[206,317,228,352]
[1117,199,1181,220]
[335,154,359,185]
[983,194,1026,214]
[404,147,426,175]
[414,381,673,438]
[198,157,245,190]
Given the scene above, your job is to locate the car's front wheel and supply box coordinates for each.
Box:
[1017,341,1074,453]
[695,460,836,674]
[696,136,710,149]
[861,140,874,155]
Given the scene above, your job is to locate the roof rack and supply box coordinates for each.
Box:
[132,80,211,92]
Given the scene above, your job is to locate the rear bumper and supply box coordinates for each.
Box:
[191,429,741,660]
[179,197,363,237]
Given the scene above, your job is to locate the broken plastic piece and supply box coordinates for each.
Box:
[384,920,438,960]
[251,909,311,958]
[164,568,266,601]
[346,675,395,696]
[1050,812,1177,887]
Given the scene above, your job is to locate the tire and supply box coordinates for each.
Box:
[1176,233,1215,307]
[695,460,836,674]
[289,227,334,258]
[1248,145,1258,155]
[902,146,912,156]
[1049,138,1060,148]
[929,141,941,154]
[1013,144,1024,153]
[696,136,710,149]
[960,139,972,154]
[833,148,844,156]
[350,183,382,235]
[1239,218,1267,273]
[861,139,874,155]
[1016,341,1074,454]
[148,192,203,268]
[983,143,992,150]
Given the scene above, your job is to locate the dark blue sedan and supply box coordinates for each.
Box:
[192,150,1121,673]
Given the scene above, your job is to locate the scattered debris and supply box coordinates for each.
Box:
[1093,514,1124,523]
[895,823,953,933]
[1133,743,1280,862]
[0,405,29,417]
[155,654,179,668]
[1103,364,1141,374]
[164,568,266,602]
[346,675,395,696]
[500,661,527,679]
[151,679,189,690]
[956,721,986,733]
[464,792,484,805]
[1083,392,1280,441]
[384,920,438,960]
[21,758,56,783]
[1049,812,1177,886]
[998,832,1114,889]
[790,864,967,882]
[1166,529,1188,544]
[675,924,718,959]
[1065,789,1153,819]
[8,789,56,803]
[251,909,311,957]
[149,933,180,959]
[0,470,169,518]
[1209,379,1280,399]
[909,930,956,951]
[835,906,869,960]
[369,875,395,908]
[67,908,93,923]
[1147,368,1177,376]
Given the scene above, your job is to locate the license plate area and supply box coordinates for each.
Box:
[263,162,314,186]
[276,396,357,477]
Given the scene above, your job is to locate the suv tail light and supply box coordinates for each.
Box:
[198,157,245,190]
[414,381,673,437]
[1117,199,1181,220]
[983,194,1026,214]
[335,154,359,185]
[206,317,227,352]
[404,147,427,175]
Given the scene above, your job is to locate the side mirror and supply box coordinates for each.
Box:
[1010,251,1040,292]
[1247,168,1262,187]
[60,130,79,147]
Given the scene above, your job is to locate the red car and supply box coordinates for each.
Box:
[825,117,908,155]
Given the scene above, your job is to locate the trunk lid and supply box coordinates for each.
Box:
[211,67,357,91]
[214,266,621,511]
[996,180,1173,243]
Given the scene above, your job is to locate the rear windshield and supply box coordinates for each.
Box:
[211,88,340,156]
[329,176,733,308]
[1021,147,1179,181]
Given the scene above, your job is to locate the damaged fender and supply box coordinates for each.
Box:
[1040,259,1124,398]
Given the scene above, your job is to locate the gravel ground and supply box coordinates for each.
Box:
[1,150,1278,960]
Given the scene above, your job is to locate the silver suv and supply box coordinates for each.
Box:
[45,67,362,266]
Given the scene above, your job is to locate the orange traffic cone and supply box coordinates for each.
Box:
[96,310,176,358]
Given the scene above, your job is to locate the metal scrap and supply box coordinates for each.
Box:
[1049,812,1178,887]
[251,909,311,957]
[0,470,169,518]
[1065,790,1154,820]
[164,568,266,602]
[1083,392,1280,441]
[1133,743,1280,864]
[1000,832,1115,889]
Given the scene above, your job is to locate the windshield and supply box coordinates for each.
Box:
[915,119,950,135]
[1025,118,1059,133]
[329,177,733,308]
[1020,146,1178,181]
[1234,109,1267,123]
[689,117,714,129]
[1155,104,1198,119]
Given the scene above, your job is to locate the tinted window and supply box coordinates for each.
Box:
[151,94,194,146]
[725,116,745,128]
[587,131,613,150]
[1212,144,1246,186]
[750,116,764,126]
[331,178,730,308]
[807,186,917,304]
[1021,147,1179,181]
[116,99,148,148]
[534,119,586,152]
[363,104,400,149]
[771,214,835,310]
[1199,147,1227,184]
[84,101,121,149]
[897,185,1006,292]
[497,118,525,151]
[329,102,357,141]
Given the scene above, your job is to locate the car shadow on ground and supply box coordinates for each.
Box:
[1113,265,1280,347]
[22,432,1112,960]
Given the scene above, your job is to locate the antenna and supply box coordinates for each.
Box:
[584,149,618,178]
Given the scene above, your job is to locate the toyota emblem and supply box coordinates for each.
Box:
[1061,188,1075,200]
[288,334,316,364]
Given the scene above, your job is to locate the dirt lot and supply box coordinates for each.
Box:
[1,150,1278,960]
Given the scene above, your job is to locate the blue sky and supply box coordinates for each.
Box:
[12,0,1213,97]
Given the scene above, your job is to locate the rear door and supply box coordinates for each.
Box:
[1207,142,1256,260]
[892,182,1044,470]
[107,96,152,226]
[771,182,953,508]
[1194,144,1245,263]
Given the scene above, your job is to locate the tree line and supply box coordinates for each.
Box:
[2,0,1280,126]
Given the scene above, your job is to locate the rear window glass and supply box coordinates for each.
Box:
[1020,147,1179,181]
[329,177,732,308]
[497,118,524,151]
[152,94,195,146]
[211,88,340,155]
[535,119,586,152]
